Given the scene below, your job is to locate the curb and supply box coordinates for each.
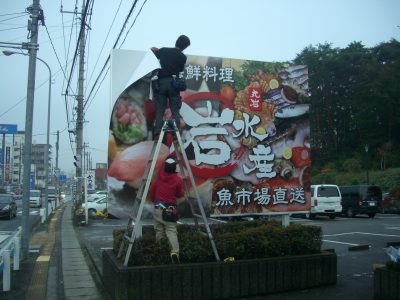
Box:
[348,244,370,251]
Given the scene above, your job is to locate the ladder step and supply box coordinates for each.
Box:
[124,236,135,244]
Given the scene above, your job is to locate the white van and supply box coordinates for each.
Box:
[307,184,342,219]
[29,190,42,207]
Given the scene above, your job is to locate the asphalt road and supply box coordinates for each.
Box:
[0,200,41,233]
[77,213,400,300]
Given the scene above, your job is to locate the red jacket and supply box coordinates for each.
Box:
[150,165,184,205]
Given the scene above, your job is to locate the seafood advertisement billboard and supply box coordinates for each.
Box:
[108,49,311,219]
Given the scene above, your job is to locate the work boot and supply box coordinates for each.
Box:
[170,252,180,264]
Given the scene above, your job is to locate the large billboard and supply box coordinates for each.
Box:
[108,50,310,218]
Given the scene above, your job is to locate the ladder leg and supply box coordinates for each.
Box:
[118,122,168,266]
[172,138,200,228]
[135,139,160,200]
[173,122,220,262]
[117,218,133,258]
[123,237,135,267]
[132,127,166,240]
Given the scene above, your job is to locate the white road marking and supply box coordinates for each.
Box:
[385,227,400,230]
[324,233,355,237]
[17,210,40,215]
[324,232,400,238]
[92,224,124,227]
[354,232,400,238]
[322,239,359,246]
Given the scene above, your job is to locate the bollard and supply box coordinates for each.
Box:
[281,214,290,227]
[14,235,20,271]
[3,250,11,291]
[40,208,45,223]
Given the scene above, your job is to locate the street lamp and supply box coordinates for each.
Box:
[3,50,52,220]
[365,144,369,184]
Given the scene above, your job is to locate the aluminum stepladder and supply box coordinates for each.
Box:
[118,119,220,267]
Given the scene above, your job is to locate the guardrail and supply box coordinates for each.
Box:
[0,226,21,292]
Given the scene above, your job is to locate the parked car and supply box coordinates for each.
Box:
[0,194,17,219]
[29,190,42,207]
[338,185,382,218]
[381,186,400,214]
[82,195,108,216]
[307,184,342,219]
[87,190,108,202]
[47,186,59,202]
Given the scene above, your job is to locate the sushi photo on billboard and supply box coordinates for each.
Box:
[107,50,311,219]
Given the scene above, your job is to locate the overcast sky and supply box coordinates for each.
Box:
[0,0,399,175]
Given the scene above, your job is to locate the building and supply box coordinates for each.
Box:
[9,132,54,191]
[11,131,25,188]
[31,144,53,189]
[95,163,107,190]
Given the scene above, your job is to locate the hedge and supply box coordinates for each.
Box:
[114,220,322,267]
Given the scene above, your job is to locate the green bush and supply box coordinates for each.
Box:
[342,158,362,172]
[113,221,322,267]
[130,236,171,266]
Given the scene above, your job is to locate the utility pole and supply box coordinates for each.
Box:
[56,130,59,174]
[76,0,86,202]
[56,130,60,200]
[21,0,41,259]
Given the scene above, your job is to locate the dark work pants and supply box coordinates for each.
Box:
[153,77,182,136]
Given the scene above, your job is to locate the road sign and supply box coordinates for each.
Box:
[85,170,95,191]
[0,124,17,134]
[30,172,35,190]
[58,175,67,184]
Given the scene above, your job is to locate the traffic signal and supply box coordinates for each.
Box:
[74,154,81,168]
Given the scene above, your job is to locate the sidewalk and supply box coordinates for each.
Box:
[0,201,105,299]
[60,202,104,299]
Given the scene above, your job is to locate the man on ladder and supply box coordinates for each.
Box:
[149,156,184,264]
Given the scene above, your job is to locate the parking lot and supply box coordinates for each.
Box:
[76,213,400,300]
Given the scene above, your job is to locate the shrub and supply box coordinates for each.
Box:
[342,158,362,172]
[113,221,322,267]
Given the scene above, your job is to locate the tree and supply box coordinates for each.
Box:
[294,40,400,170]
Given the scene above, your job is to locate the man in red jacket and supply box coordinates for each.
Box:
[150,157,184,263]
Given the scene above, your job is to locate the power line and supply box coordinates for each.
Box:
[0,13,28,23]
[0,12,27,17]
[44,24,70,92]
[84,66,109,115]
[84,4,94,95]
[0,26,26,32]
[119,0,148,48]
[64,0,91,97]
[44,20,76,142]
[86,0,123,89]
[62,3,78,86]
[0,58,64,118]
[84,0,141,108]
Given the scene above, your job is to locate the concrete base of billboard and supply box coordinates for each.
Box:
[374,267,400,300]
[102,250,337,300]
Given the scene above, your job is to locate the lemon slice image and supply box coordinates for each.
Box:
[269,79,279,89]
[255,127,266,135]
[234,110,242,120]
[283,146,292,159]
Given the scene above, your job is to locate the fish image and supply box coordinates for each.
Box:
[275,104,309,118]
[108,141,170,189]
